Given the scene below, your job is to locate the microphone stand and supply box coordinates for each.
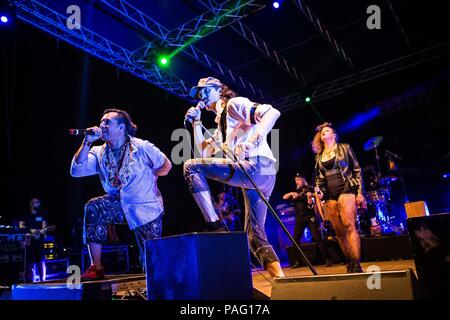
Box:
[191,120,318,276]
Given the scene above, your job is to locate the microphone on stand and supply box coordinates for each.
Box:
[68,128,97,136]
[184,101,206,123]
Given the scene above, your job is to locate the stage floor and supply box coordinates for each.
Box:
[1,259,417,300]
[252,259,417,298]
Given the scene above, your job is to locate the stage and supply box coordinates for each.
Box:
[1,258,417,300]
[1,273,147,300]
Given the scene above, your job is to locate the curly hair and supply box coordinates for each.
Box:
[311,122,338,155]
[103,108,137,136]
[219,84,237,101]
[217,84,238,115]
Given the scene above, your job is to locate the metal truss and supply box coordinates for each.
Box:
[158,0,265,48]
[100,0,266,100]
[292,0,355,70]
[135,0,265,54]
[386,0,410,47]
[198,0,304,82]
[9,0,193,101]
[273,40,450,112]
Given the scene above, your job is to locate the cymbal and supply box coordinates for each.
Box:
[364,136,383,151]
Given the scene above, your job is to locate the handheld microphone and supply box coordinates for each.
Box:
[184,101,205,123]
[68,128,97,136]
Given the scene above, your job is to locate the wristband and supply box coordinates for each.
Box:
[83,140,92,148]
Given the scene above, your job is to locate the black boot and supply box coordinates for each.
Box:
[346,262,353,273]
[348,259,363,273]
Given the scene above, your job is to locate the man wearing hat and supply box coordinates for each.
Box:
[283,174,333,268]
[183,77,284,278]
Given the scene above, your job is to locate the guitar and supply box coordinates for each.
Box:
[29,225,56,240]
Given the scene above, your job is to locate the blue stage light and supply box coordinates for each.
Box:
[338,106,381,134]
[1,15,9,23]
[273,2,280,9]
[443,173,449,179]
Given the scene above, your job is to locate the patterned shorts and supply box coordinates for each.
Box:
[83,194,163,247]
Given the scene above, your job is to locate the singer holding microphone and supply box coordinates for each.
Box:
[183,77,284,278]
[70,109,172,281]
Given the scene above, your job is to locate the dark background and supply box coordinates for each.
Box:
[1,15,449,252]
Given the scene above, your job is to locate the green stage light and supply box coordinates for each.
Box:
[158,56,170,67]
[305,97,311,103]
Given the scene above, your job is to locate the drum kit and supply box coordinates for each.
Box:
[361,136,406,236]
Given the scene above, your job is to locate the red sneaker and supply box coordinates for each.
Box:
[81,265,105,281]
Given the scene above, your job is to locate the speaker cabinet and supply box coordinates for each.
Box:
[361,235,413,261]
[407,213,450,299]
[271,269,418,300]
[145,232,253,300]
[0,233,26,286]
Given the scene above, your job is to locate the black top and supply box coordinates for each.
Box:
[25,211,48,230]
[321,157,335,171]
[321,156,353,200]
[293,187,314,216]
[314,143,364,197]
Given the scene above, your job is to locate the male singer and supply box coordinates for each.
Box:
[183,77,284,278]
[70,109,171,281]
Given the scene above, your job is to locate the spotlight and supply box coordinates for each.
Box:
[1,15,8,23]
[273,2,280,9]
[443,173,449,179]
[305,97,311,103]
[157,55,170,67]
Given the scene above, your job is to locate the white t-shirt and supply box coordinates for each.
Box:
[207,97,277,162]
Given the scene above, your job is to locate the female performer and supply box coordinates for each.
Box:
[312,123,364,273]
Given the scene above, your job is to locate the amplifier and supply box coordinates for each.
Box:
[43,258,69,280]
[407,213,450,299]
[0,234,27,285]
[405,201,429,218]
